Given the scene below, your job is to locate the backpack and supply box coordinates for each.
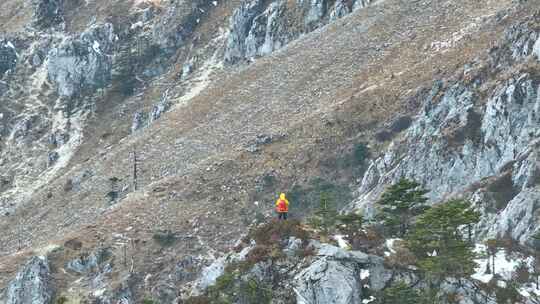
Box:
[277,199,287,212]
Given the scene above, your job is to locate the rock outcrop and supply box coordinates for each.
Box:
[352,20,540,245]
[33,0,64,28]
[4,256,53,304]
[47,23,115,98]
[225,0,376,63]
[0,41,17,77]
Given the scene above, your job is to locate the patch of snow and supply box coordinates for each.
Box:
[471,244,533,283]
[6,41,15,49]
[385,238,400,254]
[362,296,376,304]
[212,1,218,6]
[333,234,351,249]
[131,21,144,30]
[92,40,101,54]
[360,269,370,280]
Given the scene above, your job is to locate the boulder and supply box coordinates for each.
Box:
[294,257,362,304]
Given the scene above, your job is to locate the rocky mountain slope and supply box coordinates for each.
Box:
[0,0,539,302]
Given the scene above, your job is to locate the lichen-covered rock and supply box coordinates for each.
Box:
[5,256,53,304]
[47,23,115,98]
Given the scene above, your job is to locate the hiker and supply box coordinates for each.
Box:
[275,193,289,220]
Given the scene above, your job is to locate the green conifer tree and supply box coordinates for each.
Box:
[406,199,480,281]
[376,178,429,237]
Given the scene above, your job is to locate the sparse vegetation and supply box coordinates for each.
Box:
[288,177,352,216]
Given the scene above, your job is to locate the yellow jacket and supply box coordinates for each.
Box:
[276,193,289,212]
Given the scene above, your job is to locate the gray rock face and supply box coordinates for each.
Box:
[504,22,540,61]
[225,0,375,63]
[329,0,351,21]
[47,23,115,98]
[245,1,289,60]
[351,21,540,244]
[5,256,53,304]
[0,41,17,76]
[354,73,539,223]
[33,0,64,28]
[352,0,373,11]
[303,0,327,29]
[294,257,362,304]
[224,0,265,64]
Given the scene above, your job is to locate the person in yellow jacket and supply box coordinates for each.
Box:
[275,193,289,220]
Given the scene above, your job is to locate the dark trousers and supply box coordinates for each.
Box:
[278,212,288,220]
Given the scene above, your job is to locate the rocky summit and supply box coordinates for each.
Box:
[1,0,540,303]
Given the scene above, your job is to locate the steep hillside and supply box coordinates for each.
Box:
[1,0,539,302]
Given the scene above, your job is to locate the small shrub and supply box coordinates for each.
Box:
[495,281,522,304]
[142,299,157,304]
[56,296,68,304]
[513,260,531,284]
[63,179,73,192]
[353,142,370,166]
[248,219,308,246]
[239,278,272,304]
[390,116,412,133]
[375,130,393,142]
[152,230,177,247]
[246,245,272,264]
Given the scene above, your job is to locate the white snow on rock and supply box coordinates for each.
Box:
[362,296,376,304]
[471,244,534,283]
[360,269,370,280]
[92,40,101,53]
[333,235,351,249]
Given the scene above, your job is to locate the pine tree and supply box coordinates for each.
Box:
[376,178,429,237]
[310,192,338,235]
[406,199,481,281]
